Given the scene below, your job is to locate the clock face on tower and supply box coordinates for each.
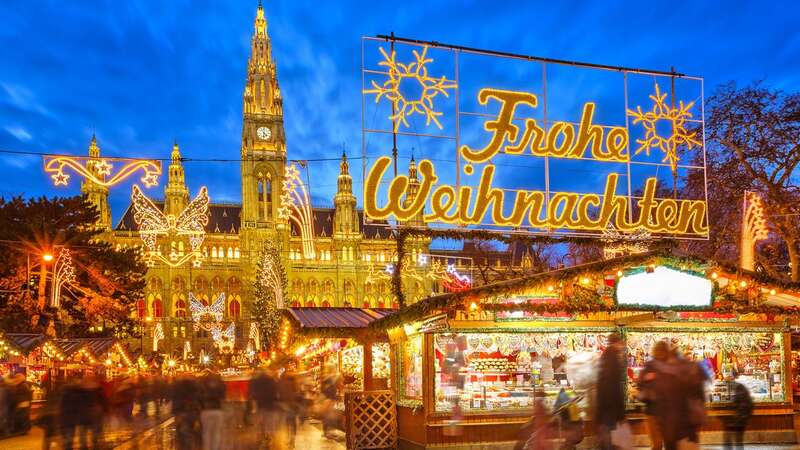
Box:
[256,126,272,140]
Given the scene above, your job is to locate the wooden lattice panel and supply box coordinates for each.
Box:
[345,390,398,450]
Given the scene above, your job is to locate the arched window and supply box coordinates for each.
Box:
[229,297,241,319]
[234,247,240,258]
[175,297,187,318]
[211,246,218,258]
[172,277,186,294]
[153,297,163,318]
[321,300,331,308]
[211,276,224,296]
[291,300,301,307]
[257,172,273,219]
[227,247,233,258]
[136,299,147,318]
[228,277,242,293]
[375,300,385,309]
[193,276,208,294]
[148,278,163,292]
[392,302,400,309]
[343,301,352,307]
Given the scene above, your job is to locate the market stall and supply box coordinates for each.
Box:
[283,307,395,392]
[57,338,134,378]
[373,250,800,449]
[0,333,63,401]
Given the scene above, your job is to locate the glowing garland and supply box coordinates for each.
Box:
[51,248,76,308]
[44,155,161,188]
[258,245,285,309]
[740,191,769,271]
[279,164,315,259]
[189,292,225,331]
[602,225,651,260]
[249,322,261,351]
[130,184,209,267]
[370,254,472,294]
[627,83,700,173]
[153,322,164,353]
[364,45,456,132]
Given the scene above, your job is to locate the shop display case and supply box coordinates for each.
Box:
[341,345,364,391]
[626,330,786,405]
[432,331,610,413]
[401,335,423,400]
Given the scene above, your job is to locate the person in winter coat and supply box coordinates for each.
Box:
[722,378,753,450]
[637,340,671,450]
[595,332,626,450]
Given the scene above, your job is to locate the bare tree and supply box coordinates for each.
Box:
[695,82,800,280]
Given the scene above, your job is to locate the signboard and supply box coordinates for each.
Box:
[361,36,708,239]
[615,266,713,309]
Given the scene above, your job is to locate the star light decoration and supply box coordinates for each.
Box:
[364,45,456,132]
[44,155,161,187]
[627,83,701,174]
[131,185,209,267]
[279,164,316,259]
[743,191,769,242]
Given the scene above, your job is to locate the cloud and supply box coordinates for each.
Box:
[4,125,32,142]
[1,83,52,118]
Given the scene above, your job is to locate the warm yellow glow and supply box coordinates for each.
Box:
[711,272,718,279]
[627,83,700,173]
[364,45,456,132]
[469,302,478,311]
[104,358,112,366]
[364,157,708,235]
[279,164,316,259]
[739,280,747,288]
[581,277,590,285]
[167,359,176,368]
[770,289,777,296]
[131,185,209,267]
[616,270,623,277]
[744,191,769,241]
[42,253,54,262]
[547,285,554,292]
[44,155,161,188]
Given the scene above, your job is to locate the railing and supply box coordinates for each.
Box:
[345,390,397,450]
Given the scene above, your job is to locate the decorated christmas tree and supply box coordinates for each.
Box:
[251,242,286,351]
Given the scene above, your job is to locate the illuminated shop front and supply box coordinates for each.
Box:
[379,251,800,449]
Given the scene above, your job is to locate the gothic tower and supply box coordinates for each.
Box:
[81,135,112,231]
[164,142,189,216]
[241,2,286,230]
[334,152,358,237]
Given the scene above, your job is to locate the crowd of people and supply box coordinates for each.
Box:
[517,333,755,450]
[0,365,343,450]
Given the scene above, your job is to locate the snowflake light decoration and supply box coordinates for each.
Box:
[364,45,456,132]
[627,83,701,173]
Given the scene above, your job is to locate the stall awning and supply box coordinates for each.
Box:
[286,307,395,335]
[57,338,116,357]
[3,333,47,355]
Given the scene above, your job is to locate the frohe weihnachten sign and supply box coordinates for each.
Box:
[361,37,709,239]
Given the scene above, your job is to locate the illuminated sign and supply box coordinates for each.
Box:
[615,266,713,309]
[361,37,709,238]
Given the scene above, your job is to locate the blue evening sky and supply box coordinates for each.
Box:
[0,0,798,225]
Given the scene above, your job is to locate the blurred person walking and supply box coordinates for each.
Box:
[0,375,9,436]
[248,370,279,447]
[277,371,300,449]
[595,333,627,450]
[721,376,753,450]
[200,372,227,450]
[8,373,32,435]
[173,375,202,450]
[37,383,61,450]
[637,340,670,450]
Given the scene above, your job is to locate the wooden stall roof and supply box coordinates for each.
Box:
[57,338,117,357]
[369,248,800,330]
[285,307,396,338]
[3,333,48,355]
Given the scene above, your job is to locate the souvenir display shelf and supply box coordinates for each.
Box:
[626,331,786,405]
[432,331,609,413]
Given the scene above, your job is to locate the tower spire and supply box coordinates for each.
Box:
[244,1,281,116]
[81,135,111,231]
[165,141,189,216]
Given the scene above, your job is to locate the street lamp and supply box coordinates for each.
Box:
[42,253,54,262]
